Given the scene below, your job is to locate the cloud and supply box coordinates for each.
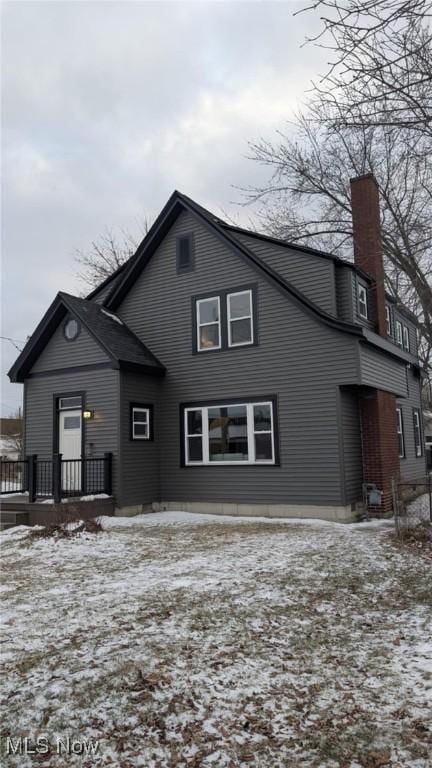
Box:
[1,0,326,414]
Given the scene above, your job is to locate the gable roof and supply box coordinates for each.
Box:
[103,190,363,337]
[8,292,165,383]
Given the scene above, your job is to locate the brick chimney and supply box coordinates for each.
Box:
[350,173,387,337]
[350,174,400,515]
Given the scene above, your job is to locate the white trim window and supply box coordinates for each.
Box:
[357,284,368,319]
[196,296,221,352]
[227,290,253,347]
[396,408,405,458]
[413,410,422,457]
[403,325,410,352]
[395,320,403,346]
[184,400,275,465]
[385,305,392,336]
[132,407,150,440]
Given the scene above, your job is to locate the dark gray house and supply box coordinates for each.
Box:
[8,174,425,521]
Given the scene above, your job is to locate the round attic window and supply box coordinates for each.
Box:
[64,318,80,341]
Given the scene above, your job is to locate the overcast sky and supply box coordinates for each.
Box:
[1,0,325,416]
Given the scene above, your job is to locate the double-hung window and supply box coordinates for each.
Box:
[385,305,392,337]
[131,404,153,440]
[184,399,276,465]
[403,326,410,352]
[227,290,253,347]
[395,320,403,347]
[194,285,256,353]
[396,408,405,458]
[413,409,422,457]
[357,284,368,319]
[196,297,221,352]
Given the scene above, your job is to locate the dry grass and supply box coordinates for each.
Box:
[1,518,431,767]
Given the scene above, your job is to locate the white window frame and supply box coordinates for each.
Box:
[184,400,275,466]
[357,284,368,319]
[395,320,403,346]
[396,408,405,458]
[196,296,221,352]
[227,290,254,348]
[413,410,422,457]
[132,407,150,440]
[385,305,392,336]
[59,396,82,410]
[403,325,410,352]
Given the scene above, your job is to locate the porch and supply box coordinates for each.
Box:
[1,453,113,502]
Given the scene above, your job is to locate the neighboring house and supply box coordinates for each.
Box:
[0,418,22,461]
[8,174,425,520]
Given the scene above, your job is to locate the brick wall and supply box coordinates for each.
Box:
[360,389,400,514]
[350,174,387,338]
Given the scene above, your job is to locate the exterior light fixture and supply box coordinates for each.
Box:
[83,410,94,420]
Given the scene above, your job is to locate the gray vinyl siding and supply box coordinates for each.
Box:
[24,369,120,497]
[31,316,109,372]
[359,344,408,397]
[231,232,337,316]
[335,265,355,322]
[118,372,160,507]
[392,308,418,356]
[397,368,426,479]
[91,275,122,305]
[117,209,360,507]
[340,387,363,504]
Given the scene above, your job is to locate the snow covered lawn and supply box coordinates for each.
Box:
[1,512,431,767]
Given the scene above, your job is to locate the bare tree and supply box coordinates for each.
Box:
[299,0,432,135]
[245,113,432,373]
[74,215,152,292]
[1,408,23,458]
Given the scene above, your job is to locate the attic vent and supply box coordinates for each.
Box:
[64,318,80,341]
[176,234,194,274]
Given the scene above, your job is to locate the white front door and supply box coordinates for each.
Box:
[59,409,82,491]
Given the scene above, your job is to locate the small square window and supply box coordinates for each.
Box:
[176,235,194,273]
[131,404,153,441]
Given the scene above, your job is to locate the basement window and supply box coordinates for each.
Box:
[357,284,368,319]
[396,408,405,458]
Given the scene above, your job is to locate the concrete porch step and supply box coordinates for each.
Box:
[0,509,30,531]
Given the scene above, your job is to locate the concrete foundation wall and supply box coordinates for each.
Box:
[151,500,359,523]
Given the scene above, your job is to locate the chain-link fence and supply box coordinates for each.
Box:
[392,476,432,534]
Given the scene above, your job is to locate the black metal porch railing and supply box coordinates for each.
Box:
[0,460,28,495]
[0,453,112,502]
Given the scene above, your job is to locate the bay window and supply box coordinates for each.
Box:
[184,399,276,465]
